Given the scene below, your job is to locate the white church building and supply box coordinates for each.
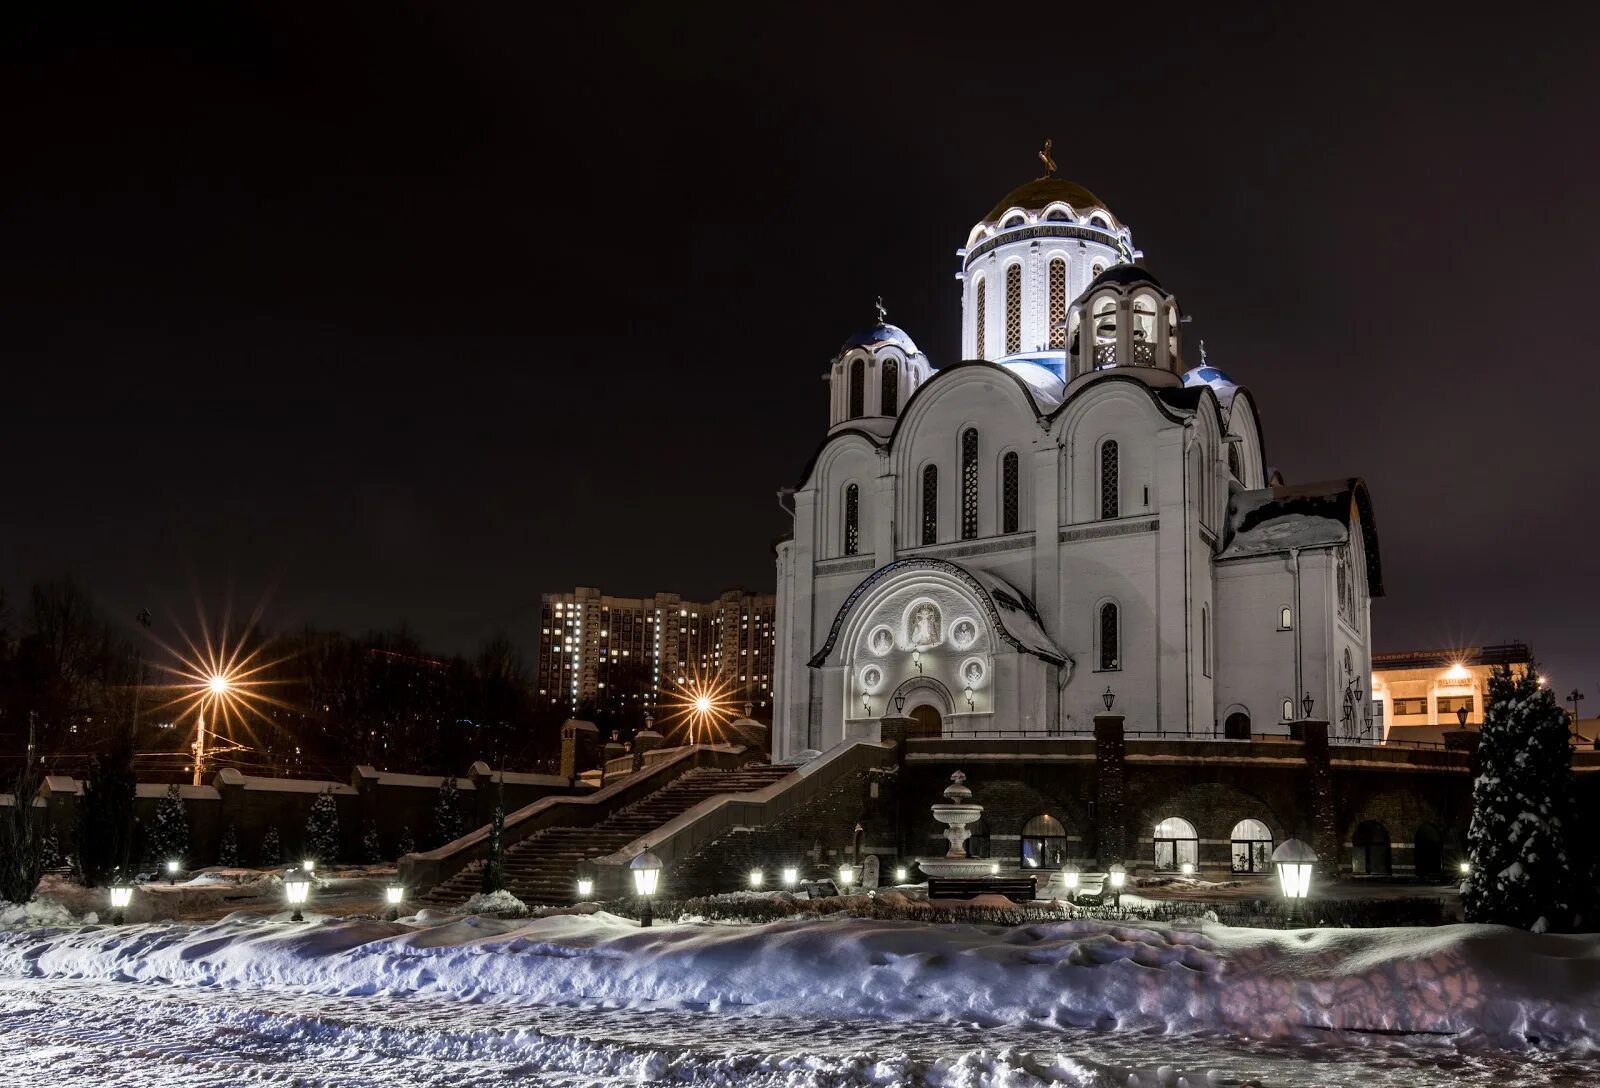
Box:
[772,166,1383,759]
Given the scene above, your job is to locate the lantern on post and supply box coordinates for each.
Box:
[631,850,663,928]
[1271,838,1316,924]
[1300,692,1315,719]
[748,868,764,889]
[780,865,798,888]
[283,868,313,923]
[1107,862,1126,908]
[893,865,908,884]
[1061,864,1080,902]
[165,858,182,886]
[836,862,855,892]
[108,878,135,925]
[1102,687,1116,712]
[575,858,597,901]
[384,882,405,921]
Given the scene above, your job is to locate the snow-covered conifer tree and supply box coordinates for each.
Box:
[218,824,240,867]
[147,784,190,867]
[480,804,506,893]
[361,822,383,865]
[1463,663,1579,930]
[259,826,283,866]
[432,776,463,847]
[304,786,340,864]
[396,826,415,857]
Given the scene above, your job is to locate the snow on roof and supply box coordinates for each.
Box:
[213,767,357,795]
[964,565,1068,666]
[135,783,221,801]
[999,360,1066,411]
[1219,477,1384,596]
[354,767,478,791]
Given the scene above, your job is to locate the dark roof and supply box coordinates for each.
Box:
[838,323,919,355]
[982,177,1111,225]
[1085,263,1164,293]
[1372,643,1532,672]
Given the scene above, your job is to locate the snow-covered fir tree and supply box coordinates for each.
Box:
[1463,663,1580,931]
[361,822,383,865]
[0,760,46,903]
[147,784,190,866]
[40,827,63,870]
[396,826,415,857]
[432,776,463,847]
[259,826,283,866]
[218,824,240,867]
[304,786,340,864]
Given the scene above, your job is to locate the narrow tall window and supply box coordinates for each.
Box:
[848,358,864,418]
[1099,603,1119,671]
[880,359,898,416]
[1202,605,1211,678]
[843,484,859,556]
[1004,263,1022,354]
[1002,451,1020,533]
[921,465,938,545]
[960,428,979,540]
[975,278,987,359]
[1047,258,1067,348]
[1228,443,1241,480]
[1099,440,1119,519]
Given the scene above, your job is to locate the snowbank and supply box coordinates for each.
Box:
[0,913,1595,1052]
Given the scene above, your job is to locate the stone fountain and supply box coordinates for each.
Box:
[916,770,993,878]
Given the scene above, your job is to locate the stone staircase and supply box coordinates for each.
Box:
[420,763,794,908]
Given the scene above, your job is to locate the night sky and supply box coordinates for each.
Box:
[4,7,1598,691]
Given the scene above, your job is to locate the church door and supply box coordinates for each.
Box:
[907,705,943,738]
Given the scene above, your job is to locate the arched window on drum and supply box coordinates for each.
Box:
[1020,814,1068,870]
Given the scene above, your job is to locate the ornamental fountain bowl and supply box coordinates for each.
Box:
[918,799,992,878]
[917,855,996,878]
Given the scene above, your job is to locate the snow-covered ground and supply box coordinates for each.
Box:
[0,908,1597,1085]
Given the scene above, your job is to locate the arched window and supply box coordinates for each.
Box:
[1001,451,1020,533]
[1131,293,1157,344]
[1045,207,1071,222]
[921,464,938,545]
[1047,258,1067,348]
[1154,816,1198,872]
[1098,602,1119,671]
[848,357,864,418]
[1099,440,1119,519]
[1201,604,1211,678]
[880,358,898,416]
[1230,819,1273,873]
[1004,263,1022,355]
[960,428,979,540]
[974,278,987,359]
[1279,606,1293,630]
[843,484,859,557]
[1091,263,1105,279]
[1281,697,1295,720]
[1020,814,1067,870]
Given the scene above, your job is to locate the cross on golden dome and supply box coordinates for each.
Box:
[1038,138,1057,177]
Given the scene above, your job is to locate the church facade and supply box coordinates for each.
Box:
[773,170,1383,759]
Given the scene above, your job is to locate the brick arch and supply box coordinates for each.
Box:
[1340,787,1454,877]
[1135,780,1291,844]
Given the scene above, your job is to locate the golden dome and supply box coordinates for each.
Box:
[981,176,1114,226]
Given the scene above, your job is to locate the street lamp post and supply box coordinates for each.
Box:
[283,868,312,923]
[1062,864,1079,903]
[780,865,798,888]
[166,859,181,886]
[1102,687,1116,712]
[748,868,764,889]
[109,879,134,925]
[1300,692,1315,719]
[1456,704,1469,729]
[1107,862,1126,909]
[384,882,405,921]
[836,862,854,893]
[1272,838,1316,926]
[631,851,663,928]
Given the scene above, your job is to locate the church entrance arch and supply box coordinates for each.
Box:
[893,676,954,739]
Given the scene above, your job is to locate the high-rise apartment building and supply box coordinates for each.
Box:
[536,587,777,719]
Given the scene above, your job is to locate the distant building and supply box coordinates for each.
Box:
[536,587,776,719]
[1371,642,1534,745]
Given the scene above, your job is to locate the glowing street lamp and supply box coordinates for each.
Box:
[165,858,182,885]
[780,866,798,888]
[384,882,404,921]
[1272,838,1316,924]
[836,863,854,892]
[575,858,596,902]
[302,858,316,875]
[988,860,1000,875]
[893,866,908,884]
[108,879,135,925]
[1107,862,1127,908]
[1062,864,1080,902]
[283,868,312,922]
[1102,687,1116,712]
[1458,860,1471,876]
[631,850,663,928]
[748,868,764,889]
[1180,861,1195,877]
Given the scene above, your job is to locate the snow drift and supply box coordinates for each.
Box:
[1,912,1595,1052]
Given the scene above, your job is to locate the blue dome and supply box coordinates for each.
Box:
[1183,365,1239,409]
[839,323,920,356]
